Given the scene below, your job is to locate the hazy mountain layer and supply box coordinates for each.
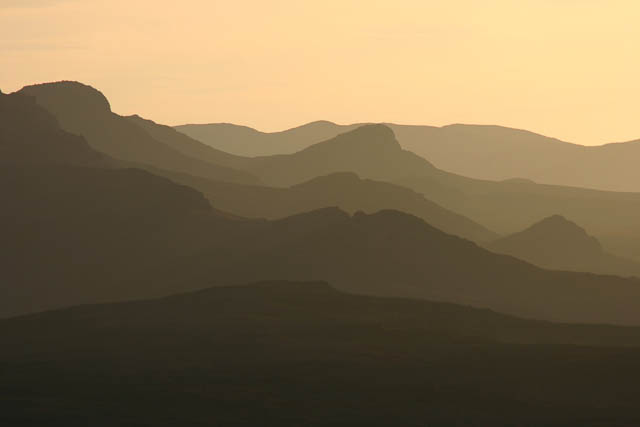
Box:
[487,215,640,278]
[393,123,640,193]
[175,120,361,156]
[210,123,640,259]
[178,120,640,192]
[21,82,640,257]
[148,168,497,242]
[7,80,640,326]
[2,281,640,426]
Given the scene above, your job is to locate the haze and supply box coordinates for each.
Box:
[1,0,639,145]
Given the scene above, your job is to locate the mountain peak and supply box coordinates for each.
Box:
[527,214,590,236]
[18,81,111,114]
[490,214,604,265]
[301,124,400,155]
[345,123,397,143]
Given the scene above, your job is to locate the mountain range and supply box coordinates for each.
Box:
[5,82,640,326]
[20,82,640,265]
[178,120,640,193]
[5,78,640,425]
[177,120,640,262]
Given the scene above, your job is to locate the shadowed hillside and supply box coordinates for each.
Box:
[2,281,640,426]
[487,215,640,278]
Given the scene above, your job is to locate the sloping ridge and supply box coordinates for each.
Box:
[0,90,110,167]
[17,81,258,185]
[244,124,435,187]
[390,122,640,193]
[488,215,640,278]
[174,120,361,156]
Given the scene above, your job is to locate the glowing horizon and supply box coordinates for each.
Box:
[2,0,639,145]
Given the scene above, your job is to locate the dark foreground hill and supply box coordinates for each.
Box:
[488,215,640,278]
[2,281,640,426]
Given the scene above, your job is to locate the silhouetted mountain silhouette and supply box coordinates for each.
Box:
[2,281,640,426]
[175,120,361,156]
[488,215,640,278]
[17,81,259,185]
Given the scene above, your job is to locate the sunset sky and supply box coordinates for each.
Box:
[2,0,639,145]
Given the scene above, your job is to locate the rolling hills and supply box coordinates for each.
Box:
[2,281,640,426]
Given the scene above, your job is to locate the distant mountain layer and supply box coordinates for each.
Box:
[22,83,640,250]
[2,281,640,425]
[393,123,640,193]
[487,215,640,278]
[17,82,259,185]
[150,166,497,243]
[177,121,640,192]
[200,123,640,248]
[175,120,361,156]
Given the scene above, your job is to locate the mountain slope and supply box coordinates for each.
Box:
[24,83,640,254]
[391,123,640,193]
[225,124,640,256]
[7,84,640,326]
[0,90,110,167]
[2,281,640,426]
[0,88,228,317]
[177,120,640,193]
[151,169,497,242]
[175,120,361,156]
[488,215,640,278]
[6,163,640,324]
[17,81,258,185]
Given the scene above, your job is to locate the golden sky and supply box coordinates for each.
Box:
[1,0,639,145]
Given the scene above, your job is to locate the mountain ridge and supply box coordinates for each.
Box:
[488,215,640,278]
[16,81,259,185]
[177,120,640,192]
